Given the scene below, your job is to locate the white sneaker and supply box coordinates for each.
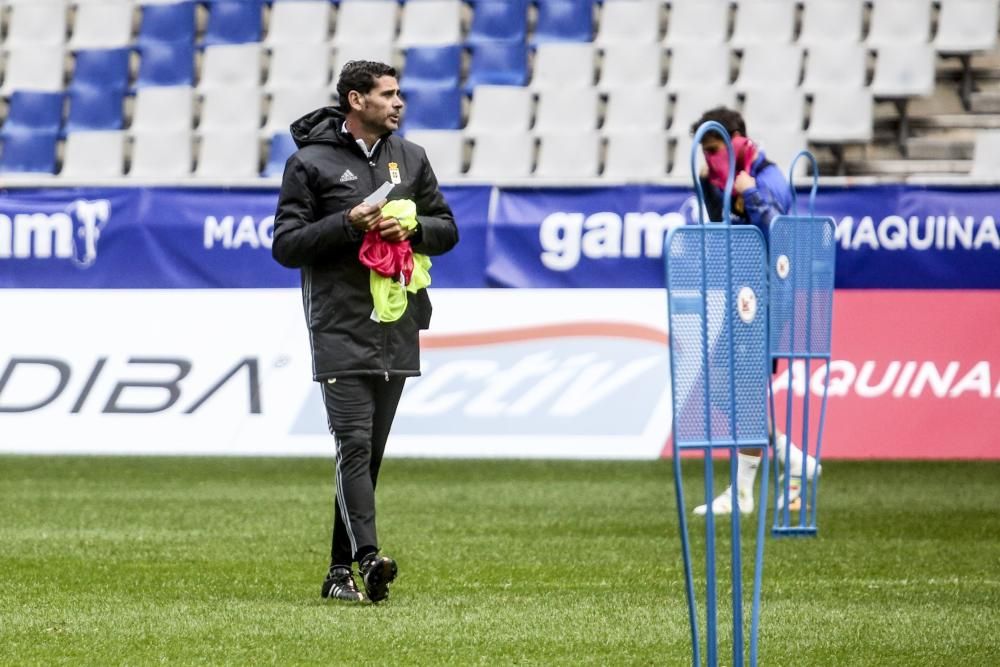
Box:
[693,485,754,516]
[774,434,822,480]
[775,474,802,511]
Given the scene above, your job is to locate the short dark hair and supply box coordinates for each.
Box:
[336,60,397,114]
[690,107,747,141]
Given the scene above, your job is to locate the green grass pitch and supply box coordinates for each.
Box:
[1,456,998,665]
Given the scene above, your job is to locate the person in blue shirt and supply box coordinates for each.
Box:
[688,107,820,517]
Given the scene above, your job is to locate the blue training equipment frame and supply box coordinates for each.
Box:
[767,151,837,537]
[665,122,772,667]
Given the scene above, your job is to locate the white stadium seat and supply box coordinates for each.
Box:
[131,86,194,133]
[61,130,126,178]
[866,0,932,48]
[970,130,1000,178]
[4,0,68,48]
[533,88,599,134]
[332,0,397,46]
[466,133,535,180]
[870,45,936,99]
[603,131,669,181]
[730,0,795,48]
[734,44,802,91]
[403,129,465,180]
[742,88,806,133]
[807,89,874,144]
[265,43,331,91]
[465,85,533,136]
[798,0,864,48]
[666,44,730,92]
[195,130,261,179]
[198,86,262,132]
[397,0,462,47]
[934,0,999,54]
[534,132,600,179]
[664,0,728,47]
[129,130,193,179]
[531,43,596,91]
[669,87,736,137]
[0,47,66,94]
[598,43,664,91]
[265,87,331,135]
[801,44,868,94]
[69,0,135,50]
[603,87,668,133]
[198,44,263,91]
[265,0,331,46]
[595,0,662,46]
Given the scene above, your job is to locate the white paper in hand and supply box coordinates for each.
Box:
[363,181,394,207]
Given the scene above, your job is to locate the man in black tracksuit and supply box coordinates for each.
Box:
[271,61,458,603]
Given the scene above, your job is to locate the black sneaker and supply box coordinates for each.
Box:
[321,565,364,602]
[359,554,397,603]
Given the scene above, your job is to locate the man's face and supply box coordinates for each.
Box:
[351,76,404,133]
[700,135,726,156]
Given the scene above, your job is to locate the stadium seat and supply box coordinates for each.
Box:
[66,86,126,132]
[265,43,331,91]
[742,88,805,134]
[332,0,397,46]
[669,132,697,181]
[934,0,1000,54]
[595,0,661,46]
[801,44,868,94]
[60,130,126,178]
[129,129,193,179]
[729,0,795,48]
[970,130,1000,178]
[1,91,65,135]
[603,87,668,133]
[195,130,260,178]
[397,0,462,47]
[402,129,465,180]
[265,87,331,135]
[4,0,68,48]
[202,0,263,46]
[466,41,529,89]
[534,131,600,179]
[598,43,664,91]
[466,0,528,44]
[466,133,534,180]
[332,43,395,83]
[533,88,599,134]
[70,48,132,94]
[870,45,936,99]
[131,85,194,133]
[0,129,59,175]
[530,43,596,91]
[265,0,331,45]
[665,45,730,92]
[751,127,809,178]
[798,0,863,47]
[0,47,66,94]
[262,131,298,178]
[806,89,874,144]
[663,0,728,47]
[465,85,533,136]
[533,0,593,43]
[399,86,463,131]
[603,131,668,181]
[136,40,196,87]
[734,44,803,91]
[198,43,263,90]
[69,0,135,50]
[401,45,462,90]
[198,86,262,132]
[137,0,196,46]
[866,0,932,48]
[669,87,737,137]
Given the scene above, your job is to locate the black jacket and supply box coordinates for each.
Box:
[272,107,458,381]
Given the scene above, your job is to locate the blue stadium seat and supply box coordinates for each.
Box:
[0,130,59,174]
[138,1,196,46]
[1,92,64,135]
[400,86,463,130]
[263,132,297,177]
[533,0,593,43]
[467,1,528,44]
[70,48,132,94]
[402,45,462,89]
[203,0,264,46]
[136,40,196,87]
[66,87,126,133]
[466,41,528,90]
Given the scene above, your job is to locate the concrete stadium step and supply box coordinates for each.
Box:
[849,158,972,177]
[970,91,1000,114]
[905,133,976,160]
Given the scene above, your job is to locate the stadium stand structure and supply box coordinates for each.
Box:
[0,0,998,180]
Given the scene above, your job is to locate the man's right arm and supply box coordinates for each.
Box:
[271,155,363,268]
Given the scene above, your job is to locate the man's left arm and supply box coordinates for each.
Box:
[410,151,459,256]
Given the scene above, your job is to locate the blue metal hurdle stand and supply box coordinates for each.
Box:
[665,122,772,667]
[767,151,837,537]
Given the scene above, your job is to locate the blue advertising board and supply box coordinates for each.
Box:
[1,184,997,289]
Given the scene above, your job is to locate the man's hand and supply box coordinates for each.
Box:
[375,217,415,243]
[733,171,756,194]
[347,199,386,232]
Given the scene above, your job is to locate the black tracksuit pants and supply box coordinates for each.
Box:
[321,375,406,567]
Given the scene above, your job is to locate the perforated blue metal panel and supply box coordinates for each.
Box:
[666,225,770,449]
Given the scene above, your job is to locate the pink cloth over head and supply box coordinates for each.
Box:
[706,135,756,196]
